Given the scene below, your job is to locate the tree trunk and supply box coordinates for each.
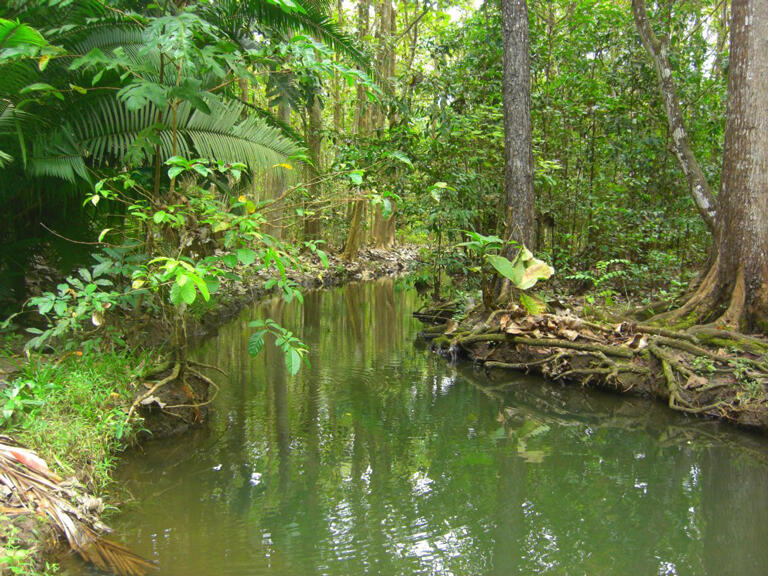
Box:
[654,0,768,333]
[304,95,323,240]
[264,101,290,240]
[372,0,397,249]
[342,0,371,261]
[631,0,718,234]
[713,0,768,331]
[333,0,344,134]
[500,0,535,250]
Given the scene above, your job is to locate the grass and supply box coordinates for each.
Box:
[0,348,150,492]
[0,515,59,576]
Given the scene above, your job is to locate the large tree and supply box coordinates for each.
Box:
[636,0,768,332]
[500,0,535,249]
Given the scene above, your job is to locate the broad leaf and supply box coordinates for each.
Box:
[487,254,523,286]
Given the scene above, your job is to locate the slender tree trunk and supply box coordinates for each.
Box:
[372,0,397,249]
[501,0,535,250]
[304,95,323,240]
[265,101,290,240]
[632,0,718,234]
[343,0,371,261]
[333,0,344,134]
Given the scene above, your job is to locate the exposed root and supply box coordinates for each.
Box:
[648,258,721,327]
[164,368,220,410]
[125,362,181,426]
[418,305,768,432]
[712,268,746,329]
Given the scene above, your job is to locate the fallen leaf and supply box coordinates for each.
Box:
[559,329,580,341]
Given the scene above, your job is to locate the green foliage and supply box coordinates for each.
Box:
[0,516,59,576]
[2,350,145,490]
[248,318,309,376]
[458,232,554,311]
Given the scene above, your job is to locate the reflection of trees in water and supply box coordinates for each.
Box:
[702,447,768,575]
[114,283,768,576]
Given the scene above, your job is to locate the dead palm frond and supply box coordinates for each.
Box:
[0,437,155,576]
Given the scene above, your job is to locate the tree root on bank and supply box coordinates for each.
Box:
[418,305,768,431]
[126,358,220,437]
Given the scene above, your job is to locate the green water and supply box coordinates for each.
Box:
[71,280,768,575]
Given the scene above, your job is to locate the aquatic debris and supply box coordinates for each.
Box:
[0,436,156,576]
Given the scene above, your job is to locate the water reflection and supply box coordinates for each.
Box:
[70,279,768,576]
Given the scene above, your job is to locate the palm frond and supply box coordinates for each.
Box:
[210,0,370,72]
[0,438,156,576]
[28,130,90,183]
[64,95,303,173]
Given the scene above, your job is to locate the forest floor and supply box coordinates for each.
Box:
[417,298,768,434]
[0,244,420,576]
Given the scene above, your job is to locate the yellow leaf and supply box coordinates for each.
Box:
[38,55,50,71]
[237,195,247,203]
[272,163,293,170]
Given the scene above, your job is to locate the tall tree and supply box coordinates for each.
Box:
[651,0,768,332]
[500,0,535,249]
[343,0,371,260]
[371,0,398,249]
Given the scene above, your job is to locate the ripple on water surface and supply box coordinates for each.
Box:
[62,280,768,576]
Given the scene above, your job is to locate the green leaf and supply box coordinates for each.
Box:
[389,150,413,168]
[171,278,196,306]
[168,165,185,179]
[222,253,238,267]
[520,292,547,315]
[285,348,302,376]
[237,248,256,266]
[0,19,47,49]
[487,254,524,286]
[348,170,363,185]
[20,83,60,96]
[247,331,266,356]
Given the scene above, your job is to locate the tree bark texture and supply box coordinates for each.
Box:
[343,0,371,260]
[632,0,718,234]
[304,95,323,240]
[501,0,535,250]
[652,0,768,332]
[372,0,397,249]
[716,0,768,330]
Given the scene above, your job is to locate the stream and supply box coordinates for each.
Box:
[66,279,768,575]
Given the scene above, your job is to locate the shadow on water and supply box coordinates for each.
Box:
[65,279,768,576]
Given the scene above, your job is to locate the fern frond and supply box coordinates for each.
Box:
[210,0,370,72]
[65,96,303,174]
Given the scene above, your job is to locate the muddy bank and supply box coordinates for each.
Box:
[419,304,768,433]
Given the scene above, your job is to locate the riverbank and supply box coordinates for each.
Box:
[0,245,420,575]
[418,302,768,433]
